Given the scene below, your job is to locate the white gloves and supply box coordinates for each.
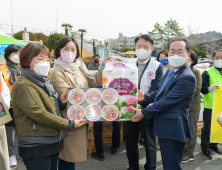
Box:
[208,85,219,92]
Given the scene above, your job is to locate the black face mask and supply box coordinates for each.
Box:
[94,59,99,63]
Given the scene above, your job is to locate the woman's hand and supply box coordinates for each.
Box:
[75,119,87,128]
[102,56,112,67]
[60,89,68,104]
[137,90,145,101]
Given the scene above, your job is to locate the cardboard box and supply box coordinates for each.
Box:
[102,130,124,144]
[120,130,123,143]
[88,122,94,128]
[88,127,94,138]
[102,122,113,131]
[120,121,123,131]
[88,138,95,146]
[137,132,141,141]
[87,145,96,154]
[102,132,113,144]
[0,93,12,126]
[197,126,203,135]
[102,121,124,132]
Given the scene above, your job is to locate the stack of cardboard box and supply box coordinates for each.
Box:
[87,122,124,154]
[87,123,96,154]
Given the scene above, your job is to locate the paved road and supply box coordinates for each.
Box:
[11,135,222,170]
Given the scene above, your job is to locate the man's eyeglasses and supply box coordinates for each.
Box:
[169,50,186,56]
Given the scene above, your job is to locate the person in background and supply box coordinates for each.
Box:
[88,54,121,161]
[132,37,196,170]
[125,34,163,170]
[200,49,222,160]
[0,71,11,170]
[154,49,169,150]
[11,42,86,170]
[182,51,202,162]
[0,44,21,167]
[157,49,170,74]
[50,37,110,170]
[88,54,101,71]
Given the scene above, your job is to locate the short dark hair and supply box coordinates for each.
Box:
[212,49,222,58]
[156,49,168,61]
[54,37,80,62]
[93,54,100,59]
[190,51,198,66]
[135,34,154,45]
[4,44,21,60]
[168,37,191,53]
[20,42,50,68]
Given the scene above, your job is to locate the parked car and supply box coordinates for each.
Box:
[198,59,214,67]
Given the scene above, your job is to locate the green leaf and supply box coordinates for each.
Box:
[133,88,138,94]
[120,112,136,119]
[119,101,127,107]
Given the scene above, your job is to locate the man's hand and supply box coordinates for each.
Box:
[138,104,142,109]
[130,107,144,122]
[75,119,87,128]
[138,90,145,101]
[208,85,219,92]
[60,89,68,104]
[102,56,112,67]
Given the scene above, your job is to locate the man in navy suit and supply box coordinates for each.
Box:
[131,37,196,170]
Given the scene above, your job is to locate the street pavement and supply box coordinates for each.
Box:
[11,135,222,170]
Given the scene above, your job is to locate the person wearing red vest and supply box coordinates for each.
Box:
[0,44,21,167]
[0,70,11,170]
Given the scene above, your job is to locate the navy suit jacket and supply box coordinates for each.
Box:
[141,64,196,142]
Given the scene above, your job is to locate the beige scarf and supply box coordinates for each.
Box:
[54,58,98,87]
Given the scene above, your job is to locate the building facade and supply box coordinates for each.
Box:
[105,33,154,50]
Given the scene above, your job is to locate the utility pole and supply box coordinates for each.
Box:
[56,10,57,32]
[10,0,13,34]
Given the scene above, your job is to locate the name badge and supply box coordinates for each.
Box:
[4,71,11,76]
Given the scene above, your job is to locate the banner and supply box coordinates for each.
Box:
[0,44,24,55]
[210,86,222,143]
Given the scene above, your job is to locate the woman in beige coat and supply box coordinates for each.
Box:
[0,70,11,170]
[50,37,107,170]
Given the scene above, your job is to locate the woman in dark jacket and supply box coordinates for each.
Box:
[11,42,86,170]
[182,51,202,162]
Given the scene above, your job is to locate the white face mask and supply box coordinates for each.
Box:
[187,61,192,67]
[31,61,50,77]
[136,48,151,60]
[214,59,222,68]
[168,55,187,68]
[10,55,20,64]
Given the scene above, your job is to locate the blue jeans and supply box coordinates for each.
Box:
[58,158,75,170]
